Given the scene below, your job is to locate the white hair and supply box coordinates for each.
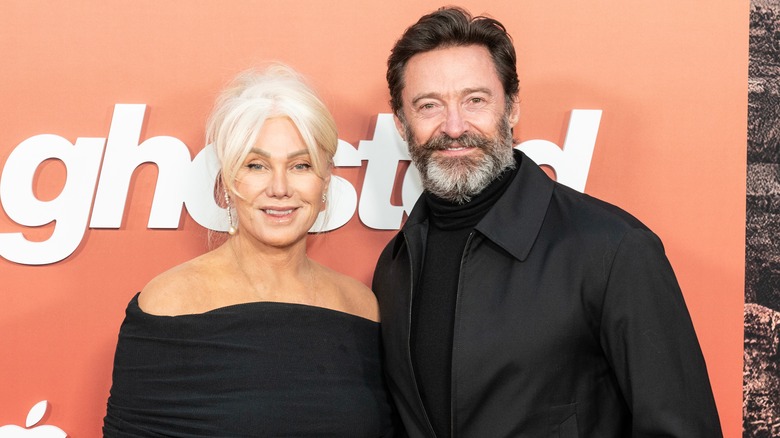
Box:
[206,63,337,196]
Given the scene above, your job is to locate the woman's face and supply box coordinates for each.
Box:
[232,117,329,249]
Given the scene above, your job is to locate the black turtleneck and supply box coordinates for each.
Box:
[411,161,518,437]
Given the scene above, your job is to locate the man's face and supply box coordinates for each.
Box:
[394,44,519,203]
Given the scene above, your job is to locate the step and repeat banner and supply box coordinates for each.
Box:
[0,1,746,436]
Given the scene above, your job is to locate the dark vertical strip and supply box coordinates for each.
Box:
[744,2,780,436]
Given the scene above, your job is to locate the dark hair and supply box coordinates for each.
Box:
[387,6,519,117]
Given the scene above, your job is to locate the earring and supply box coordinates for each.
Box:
[224,190,237,235]
[322,192,327,203]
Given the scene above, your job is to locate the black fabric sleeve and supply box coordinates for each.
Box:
[598,228,723,437]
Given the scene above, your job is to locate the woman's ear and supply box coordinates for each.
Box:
[321,174,331,212]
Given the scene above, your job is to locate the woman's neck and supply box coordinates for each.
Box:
[225,235,320,304]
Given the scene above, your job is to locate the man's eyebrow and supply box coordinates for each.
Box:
[248,148,310,158]
[411,92,443,107]
[462,87,493,96]
[410,88,494,106]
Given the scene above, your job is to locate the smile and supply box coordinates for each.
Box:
[435,145,477,157]
[263,208,295,216]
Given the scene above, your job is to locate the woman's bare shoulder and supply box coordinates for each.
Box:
[318,265,380,322]
[137,251,226,316]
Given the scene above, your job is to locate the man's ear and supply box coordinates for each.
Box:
[393,114,407,141]
[508,98,520,126]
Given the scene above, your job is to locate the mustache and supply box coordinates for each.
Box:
[422,132,493,151]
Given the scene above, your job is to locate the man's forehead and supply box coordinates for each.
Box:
[401,45,503,97]
[404,44,494,69]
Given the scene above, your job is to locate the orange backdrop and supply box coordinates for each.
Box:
[0,1,746,436]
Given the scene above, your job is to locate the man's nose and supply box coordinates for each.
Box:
[442,106,468,139]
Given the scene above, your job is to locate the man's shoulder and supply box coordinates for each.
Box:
[550,181,650,235]
[541,184,671,273]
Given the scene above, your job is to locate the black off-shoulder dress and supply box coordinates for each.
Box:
[103,293,396,437]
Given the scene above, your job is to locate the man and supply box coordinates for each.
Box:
[372,6,723,437]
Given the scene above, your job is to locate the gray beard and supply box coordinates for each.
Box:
[405,116,516,204]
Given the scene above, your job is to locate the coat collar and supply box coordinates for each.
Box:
[399,149,554,262]
[475,149,554,262]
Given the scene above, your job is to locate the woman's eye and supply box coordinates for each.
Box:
[246,162,265,170]
[292,163,312,171]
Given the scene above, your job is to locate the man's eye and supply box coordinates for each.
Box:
[419,103,436,110]
[469,97,485,104]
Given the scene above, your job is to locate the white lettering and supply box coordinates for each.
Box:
[517,109,602,192]
[184,143,224,231]
[0,107,601,265]
[0,135,104,264]
[90,104,191,228]
[356,114,421,229]
[312,140,360,232]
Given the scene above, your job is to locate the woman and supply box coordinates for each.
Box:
[103,65,397,436]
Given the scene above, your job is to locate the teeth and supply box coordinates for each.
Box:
[265,209,293,216]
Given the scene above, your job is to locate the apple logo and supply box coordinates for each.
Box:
[0,401,66,437]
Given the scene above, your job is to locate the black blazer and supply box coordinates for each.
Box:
[373,151,722,437]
